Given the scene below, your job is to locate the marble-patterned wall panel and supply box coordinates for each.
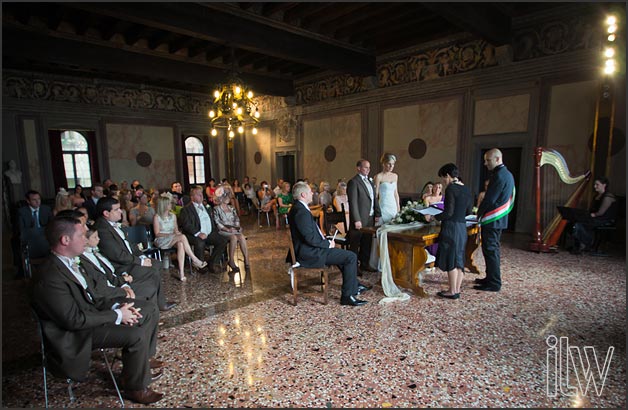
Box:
[383,98,459,193]
[105,124,175,190]
[23,119,42,192]
[303,113,361,184]
[546,80,597,178]
[474,94,530,136]
[245,127,272,185]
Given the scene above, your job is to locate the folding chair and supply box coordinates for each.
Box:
[31,308,124,408]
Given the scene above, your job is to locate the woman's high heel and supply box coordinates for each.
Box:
[193,260,207,269]
[228,262,240,273]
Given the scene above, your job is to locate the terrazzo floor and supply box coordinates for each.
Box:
[2,214,626,408]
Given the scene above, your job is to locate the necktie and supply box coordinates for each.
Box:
[33,210,40,228]
[71,261,94,302]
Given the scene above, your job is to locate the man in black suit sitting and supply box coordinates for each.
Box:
[17,190,53,258]
[31,216,164,404]
[178,186,228,273]
[288,181,370,306]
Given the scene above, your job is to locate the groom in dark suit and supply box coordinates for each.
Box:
[288,182,370,306]
[31,216,164,404]
[347,159,381,272]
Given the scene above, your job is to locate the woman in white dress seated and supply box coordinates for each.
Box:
[374,153,400,224]
[153,194,207,282]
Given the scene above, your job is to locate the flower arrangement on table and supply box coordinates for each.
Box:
[391,200,428,224]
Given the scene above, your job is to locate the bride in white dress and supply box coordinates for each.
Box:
[374,153,400,224]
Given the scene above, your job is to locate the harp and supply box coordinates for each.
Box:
[529,147,591,252]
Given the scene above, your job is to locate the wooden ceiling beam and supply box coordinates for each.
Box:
[420,3,511,46]
[3,28,294,96]
[64,3,375,75]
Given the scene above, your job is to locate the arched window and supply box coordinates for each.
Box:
[185,136,205,185]
[61,130,93,188]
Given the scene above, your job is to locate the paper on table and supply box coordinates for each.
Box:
[415,206,442,216]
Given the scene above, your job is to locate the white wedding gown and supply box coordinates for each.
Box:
[378,181,398,224]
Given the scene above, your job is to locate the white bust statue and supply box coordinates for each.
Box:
[4,160,22,184]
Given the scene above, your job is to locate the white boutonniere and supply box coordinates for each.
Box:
[73,256,81,266]
[369,177,373,183]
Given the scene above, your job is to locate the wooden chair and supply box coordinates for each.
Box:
[321,203,349,249]
[286,230,336,306]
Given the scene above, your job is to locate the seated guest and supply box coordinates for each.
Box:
[118,189,133,227]
[147,188,160,211]
[213,188,250,272]
[276,181,293,229]
[333,182,350,233]
[232,179,246,214]
[220,181,241,216]
[318,181,333,210]
[178,187,229,274]
[129,191,156,227]
[52,187,74,216]
[71,184,86,208]
[81,226,135,300]
[310,183,320,206]
[475,179,490,211]
[81,225,161,305]
[205,179,217,207]
[420,181,434,204]
[84,183,104,222]
[257,181,277,215]
[31,216,164,404]
[570,176,618,254]
[288,182,371,306]
[94,197,176,312]
[170,181,187,206]
[153,194,207,282]
[423,182,443,206]
[243,182,258,210]
[131,184,144,204]
[18,190,52,258]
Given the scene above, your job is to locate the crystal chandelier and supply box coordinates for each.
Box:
[208,71,260,139]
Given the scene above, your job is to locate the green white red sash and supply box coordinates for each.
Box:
[479,187,516,226]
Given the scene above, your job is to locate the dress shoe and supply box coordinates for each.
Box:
[473,284,500,292]
[436,291,460,299]
[356,283,372,295]
[151,369,163,382]
[122,387,164,404]
[340,295,368,306]
[360,265,378,272]
[159,301,177,312]
[149,358,164,369]
[474,278,489,284]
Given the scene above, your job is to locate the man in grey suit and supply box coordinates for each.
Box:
[347,159,381,272]
[31,216,164,404]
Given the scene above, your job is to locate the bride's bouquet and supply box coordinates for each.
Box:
[391,200,427,224]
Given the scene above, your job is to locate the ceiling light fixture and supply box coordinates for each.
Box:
[208,49,260,139]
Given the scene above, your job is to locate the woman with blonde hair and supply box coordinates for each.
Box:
[374,153,400,224]
[53,188,74,216]
[424,182,443,206]
[153,194,207,281]
[213,188,250,272]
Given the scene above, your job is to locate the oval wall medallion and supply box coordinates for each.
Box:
[324,145,336,162]
[408,138,427,159]
[136,151,152,167]
[254,151,262,164]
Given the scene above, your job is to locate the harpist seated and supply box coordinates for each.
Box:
[570,176,617,254]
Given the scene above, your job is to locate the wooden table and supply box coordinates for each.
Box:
[362,223,481,297]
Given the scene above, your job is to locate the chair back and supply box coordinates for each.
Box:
[124,225,149,248]
[322,203,348,236]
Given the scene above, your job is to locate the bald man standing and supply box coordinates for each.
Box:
[474,148,515,292]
